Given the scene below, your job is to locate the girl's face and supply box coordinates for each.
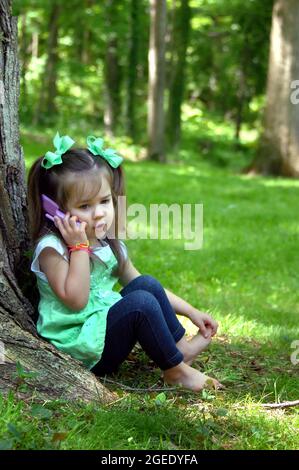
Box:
[66,173,115,244]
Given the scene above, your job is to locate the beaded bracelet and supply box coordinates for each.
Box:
[67,242,92,255]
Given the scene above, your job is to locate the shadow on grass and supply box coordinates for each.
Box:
[102,336,298,405]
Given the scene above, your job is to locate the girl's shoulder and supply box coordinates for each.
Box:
[92,240,128,260]
[31,234,69,281]
[35,233,68,255]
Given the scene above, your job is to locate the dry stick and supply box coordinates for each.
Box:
[101,377,178,393]
[261,400,299,409]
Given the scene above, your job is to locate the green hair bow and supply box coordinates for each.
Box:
[86,136,123,168]
[42,132,75,169]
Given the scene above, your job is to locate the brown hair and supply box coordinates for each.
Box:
[27,148,127,276]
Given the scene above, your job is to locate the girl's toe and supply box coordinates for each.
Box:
[204,377,225,390]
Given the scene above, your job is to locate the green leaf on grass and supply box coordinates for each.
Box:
[30,405,53,420]
[155,392,167,405]
[0,439,14,450]
[215,408,228,417]
[7,423,22,441]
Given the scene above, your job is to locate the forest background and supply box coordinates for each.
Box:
[15,0,274,170]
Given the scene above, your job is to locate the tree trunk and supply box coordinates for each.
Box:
[166,0,191,150]
[0,0,115,404]
[125,0,139,140]
[147,0,167,162]
[234,39,249,144]
[34,1,60,125]
[104,0,122,137]
[234,68,246,142]
[75,0,94,65]
[31,31,38,60]
[250,0,299,176]
[0,311,115,403]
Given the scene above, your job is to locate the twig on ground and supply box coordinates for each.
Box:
[101,376,178,393]
[261,400,299,409]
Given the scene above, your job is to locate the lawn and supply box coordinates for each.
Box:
[1,119,298,450]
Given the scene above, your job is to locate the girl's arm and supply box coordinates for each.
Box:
[164,288,218,337]
[39,214,91,311]
[164,288,197,318]
[118,258,141,286]
[39,248,90,311]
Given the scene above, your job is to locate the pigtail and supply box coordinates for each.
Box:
[27,157,44,243]
[113,165,126,198]
[108,165,127,277]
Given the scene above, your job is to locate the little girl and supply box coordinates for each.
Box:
[28,132,222,392]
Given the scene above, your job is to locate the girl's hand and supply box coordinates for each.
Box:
[189,309,218,338]
[54,213,88,246]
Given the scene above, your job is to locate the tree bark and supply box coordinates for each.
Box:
[0,310,115,403]
[19,12,29,111]
[250,0,299,176]
[0,0,115,404]
[0,0,34,332]
[147,0,167,162]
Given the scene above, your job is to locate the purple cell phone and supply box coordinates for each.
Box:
[41,194,81,225]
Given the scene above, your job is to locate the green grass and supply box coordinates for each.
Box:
[1,391,298,450]
[2,116,298,450]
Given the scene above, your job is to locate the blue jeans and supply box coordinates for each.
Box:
[91,275,185,375]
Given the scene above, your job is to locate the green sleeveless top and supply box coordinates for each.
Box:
[31,234,126,369]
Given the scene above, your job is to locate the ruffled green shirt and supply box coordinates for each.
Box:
[31,234,126,369]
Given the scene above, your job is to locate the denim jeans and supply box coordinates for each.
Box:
[91,275,185,375]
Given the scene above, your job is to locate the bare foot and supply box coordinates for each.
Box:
[163,362,223,392]
[176,329,212,366]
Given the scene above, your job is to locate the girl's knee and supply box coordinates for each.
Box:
[129,289,162,317]
[136,274,163,294]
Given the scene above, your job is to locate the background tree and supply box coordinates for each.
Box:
[0,0,115,403]
[34,0,60,125]
[250,0,299,176]
[125,0,140,140]
[103,0,124,136]
[147,0,167,161]
[166,0,191,150]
